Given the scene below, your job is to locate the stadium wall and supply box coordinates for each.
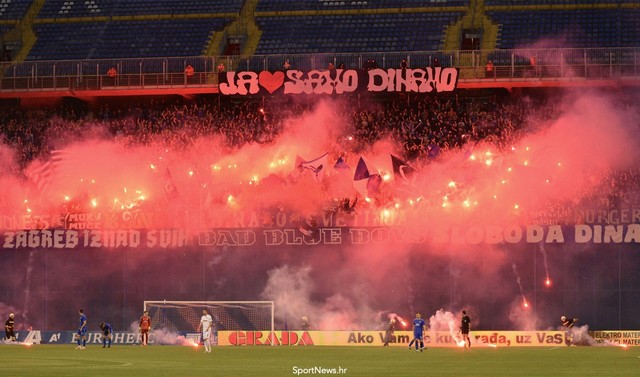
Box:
[7,330,639,347]
[0,229,639,332]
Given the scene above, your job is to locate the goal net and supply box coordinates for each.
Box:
[143,301,275,333]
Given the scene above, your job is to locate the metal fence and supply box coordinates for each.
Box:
[1,47,639,91]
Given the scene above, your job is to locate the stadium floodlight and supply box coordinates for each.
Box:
[143,300,275,338]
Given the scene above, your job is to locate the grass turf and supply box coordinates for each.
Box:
[0,344,637,377]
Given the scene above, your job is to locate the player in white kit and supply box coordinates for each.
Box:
[197,309,213,353]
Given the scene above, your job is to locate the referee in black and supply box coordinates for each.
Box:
[460,311,471,348]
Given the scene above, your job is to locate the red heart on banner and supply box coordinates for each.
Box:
[258,71,285,94]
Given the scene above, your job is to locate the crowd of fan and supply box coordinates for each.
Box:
[0,92,559,168]
[1,91,639,220]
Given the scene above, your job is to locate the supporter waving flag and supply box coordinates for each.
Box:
[333,156,350,171]
[353,157,381,198]
[25,149,70,191]
[292,152,329,183]
[390,154,415,185]
[25,159,54,191]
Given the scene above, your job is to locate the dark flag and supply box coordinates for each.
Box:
[164,168,179,200]
[353,157,381,197]
[390,154,415,185]
[391,154,419,197]
[333,156,350,171]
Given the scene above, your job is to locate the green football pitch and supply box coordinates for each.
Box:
[0,344,637,377]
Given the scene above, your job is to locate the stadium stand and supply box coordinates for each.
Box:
[486,9,635,49]
[0,0,243,61]
[0,0,31,19]
[485,0,621,4]
[29,19,234,60]
[36,0,245,18]
[0,0,636,87]
[255,0,471,11]
[0,0,636,63]
[254,12,464,55]
[27,0,245,60]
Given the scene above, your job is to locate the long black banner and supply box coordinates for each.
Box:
[3,224,640,249]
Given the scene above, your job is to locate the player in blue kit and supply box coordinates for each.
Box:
[408,312,426,352]
[76,309,87,349]
[99,322,113,348]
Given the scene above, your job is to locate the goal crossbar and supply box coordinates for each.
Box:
[143,300,275,338]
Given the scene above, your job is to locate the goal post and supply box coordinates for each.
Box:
[143,300,275,335]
